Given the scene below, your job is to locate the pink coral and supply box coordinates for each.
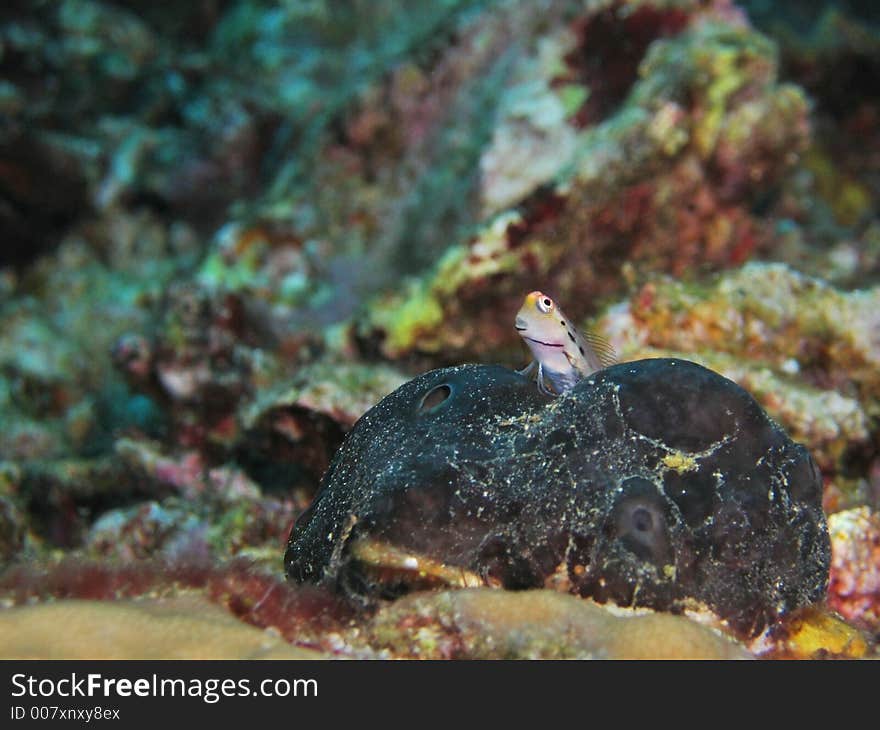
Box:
[828,507,880,631]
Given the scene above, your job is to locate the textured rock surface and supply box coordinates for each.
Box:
[286,358,830,636]
[366,588,750,659]
[828,507,880,632]
[598,263,880,513]
[758,604,871,659]
[355,1,812,363]
[238,362,409,491]
[0,597,327,660]
[0,558,354,654]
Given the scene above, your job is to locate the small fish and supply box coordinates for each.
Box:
[515,290,616,395]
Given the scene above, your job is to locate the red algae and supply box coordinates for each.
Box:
[561,3,691,127]
[504,189,568,249]
[0,558,354,648]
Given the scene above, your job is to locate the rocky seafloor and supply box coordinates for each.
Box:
[1,0,879,659]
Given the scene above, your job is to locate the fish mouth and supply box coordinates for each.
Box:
[514,317,527,331]
[524,336,564,349]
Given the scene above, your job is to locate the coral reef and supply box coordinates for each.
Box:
[738,0,880,286]
[238,362,409,490]
[1,0,878,659]
[758,605,870,659]
[0,554,871,659]
[0,597,328,660]
[0,219,192,462]
[0,558,353,653]
[596,263,880,512]
[828,507,880,633]
[286,360,829,637]
[357,1,810,362]
[365,588,750,659]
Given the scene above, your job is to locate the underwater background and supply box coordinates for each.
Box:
[0,0,878,658]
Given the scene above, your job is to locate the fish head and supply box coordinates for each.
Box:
[515,291,569,368]
[515,291,559,335]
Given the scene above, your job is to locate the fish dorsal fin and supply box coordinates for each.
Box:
[582,330,617,368]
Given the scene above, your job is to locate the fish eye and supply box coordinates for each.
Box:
[537,297,554,313]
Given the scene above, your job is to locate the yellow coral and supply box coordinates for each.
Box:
[693,45,745,159]
[0,597,327,659]
[368,280,445,357]
[768,607,869,659]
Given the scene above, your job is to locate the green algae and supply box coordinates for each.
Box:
[558,84,589,119]
[362,213,556,356]
[634,20,785,158]
[367,279,447,357]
